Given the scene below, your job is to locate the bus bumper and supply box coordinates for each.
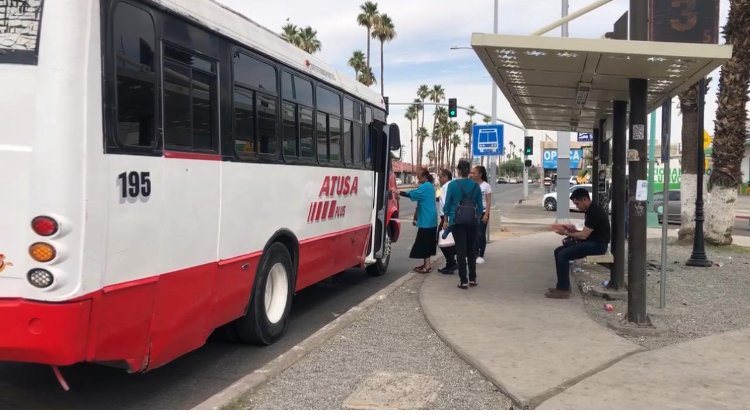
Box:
[0,298,91,366]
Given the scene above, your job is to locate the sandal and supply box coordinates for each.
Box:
[457,284,468,289]
[412,265,425,272]
[415,267,432,274]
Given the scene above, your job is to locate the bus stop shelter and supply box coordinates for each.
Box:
[470,33,732,324]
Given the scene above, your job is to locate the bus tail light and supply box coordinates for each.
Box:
[27,268,54,288]
[31,216,59,236]
[29,242,56,263]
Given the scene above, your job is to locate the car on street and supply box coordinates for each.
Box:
[497,176,509,184]
[654,190,681,224]
[543,184,593,212]
[395,178,403,186]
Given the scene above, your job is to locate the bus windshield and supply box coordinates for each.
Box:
[0,0,44,64]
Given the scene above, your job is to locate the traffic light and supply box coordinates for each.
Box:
[524,136,533,156]
[448,98,457,118]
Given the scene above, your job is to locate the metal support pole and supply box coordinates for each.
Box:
[610,100,627,291]
[647,111,660,227]
[627,78,650,325]
[624,0,651,325]
[659,99,672,308]
[687,78,712,267]
[592,127,600,206]
[488,0,498,243]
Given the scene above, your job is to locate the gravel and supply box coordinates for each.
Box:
[574,237,750,350]
[237,275,513,410]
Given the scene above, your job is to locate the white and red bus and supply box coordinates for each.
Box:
[0,0,401,374]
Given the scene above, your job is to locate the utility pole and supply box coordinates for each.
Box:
[626,0,651,325]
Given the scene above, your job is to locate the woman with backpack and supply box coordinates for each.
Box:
[442,160,484,289]
[398,168,438,274]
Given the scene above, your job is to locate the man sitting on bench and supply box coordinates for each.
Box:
[546,188,611,299]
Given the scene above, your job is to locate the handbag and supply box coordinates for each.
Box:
[562,236,580,247]
[438,231,455,248]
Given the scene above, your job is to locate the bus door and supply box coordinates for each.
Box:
[370,122,400,258]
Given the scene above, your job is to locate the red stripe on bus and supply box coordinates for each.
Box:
[164,151,222,161]
[327,200,337,219]
[0,224,372,372]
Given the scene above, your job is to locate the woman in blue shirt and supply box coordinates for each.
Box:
[399,168,438,273]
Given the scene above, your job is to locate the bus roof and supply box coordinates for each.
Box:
[153,0,386,110]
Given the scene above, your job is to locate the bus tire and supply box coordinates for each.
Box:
[234,242,295,345]
[366,230,391,276]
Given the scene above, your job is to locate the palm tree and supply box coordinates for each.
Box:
[297,26,321,54]
[281,22,300,47]
[371,13,396,97]
[450,134,462,171]
[405,105,418,173]
[677,83,701,242]
[429,85,446,165]
[358,65,376,87]
[416,84,430,132]
[416,127,429,170]
[348,50,366,80]
[356,1,379,68]
[706,0,750,245]
[431,106,447,168]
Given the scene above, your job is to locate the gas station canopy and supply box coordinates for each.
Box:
[471,34,732,132]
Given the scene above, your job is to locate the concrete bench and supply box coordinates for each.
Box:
[584,253,614,269]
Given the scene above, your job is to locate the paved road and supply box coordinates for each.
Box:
[0,204,421,410]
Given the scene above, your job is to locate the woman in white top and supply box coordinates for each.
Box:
[470,165,492,263]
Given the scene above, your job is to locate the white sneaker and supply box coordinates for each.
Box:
[476,257,485,264]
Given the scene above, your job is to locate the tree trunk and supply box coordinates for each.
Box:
[706,0,750,245]
[379,41,384,97]
[677,83,699,241]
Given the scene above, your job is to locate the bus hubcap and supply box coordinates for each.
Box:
[264,263,289,324]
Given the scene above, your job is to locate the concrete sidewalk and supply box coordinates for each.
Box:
[419,230,750,409]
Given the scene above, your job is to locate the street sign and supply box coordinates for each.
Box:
[472,124,504,157]
[542,149,584,169]
[577,132,593,142]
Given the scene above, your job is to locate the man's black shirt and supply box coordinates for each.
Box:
[584,203,610,244]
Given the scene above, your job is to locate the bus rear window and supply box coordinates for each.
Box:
[0,0,44,65]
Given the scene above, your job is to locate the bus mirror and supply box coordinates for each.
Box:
[387,124,401,150]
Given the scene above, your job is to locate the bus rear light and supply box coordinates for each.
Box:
[29,242,56,263]
[27,268,54,289]
[31,216,59,236]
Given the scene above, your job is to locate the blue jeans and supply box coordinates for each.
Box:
[554,241,608,290]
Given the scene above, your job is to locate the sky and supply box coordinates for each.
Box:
[215,0,731,166]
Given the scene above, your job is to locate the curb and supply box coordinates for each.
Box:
[192,270,418,410]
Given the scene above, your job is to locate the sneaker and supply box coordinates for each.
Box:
[544,289,571,299]
[547,287,571,293]
[475,257,485,264]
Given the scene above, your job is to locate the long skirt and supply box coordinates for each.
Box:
[409,227,437,259]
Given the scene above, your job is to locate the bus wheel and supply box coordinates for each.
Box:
[366,231,391,276]
[234,242,294,345]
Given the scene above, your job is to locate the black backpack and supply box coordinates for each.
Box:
[454,181,479,225]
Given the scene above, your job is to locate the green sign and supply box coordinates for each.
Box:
[652,166,681,192]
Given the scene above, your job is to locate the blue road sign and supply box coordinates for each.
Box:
[577,132,593,142]
[472,124,504,157]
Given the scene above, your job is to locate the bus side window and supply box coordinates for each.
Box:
[162,45,218,151]
[232,51,279,159]
[364,107,373,168]
[113,2,156,149]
